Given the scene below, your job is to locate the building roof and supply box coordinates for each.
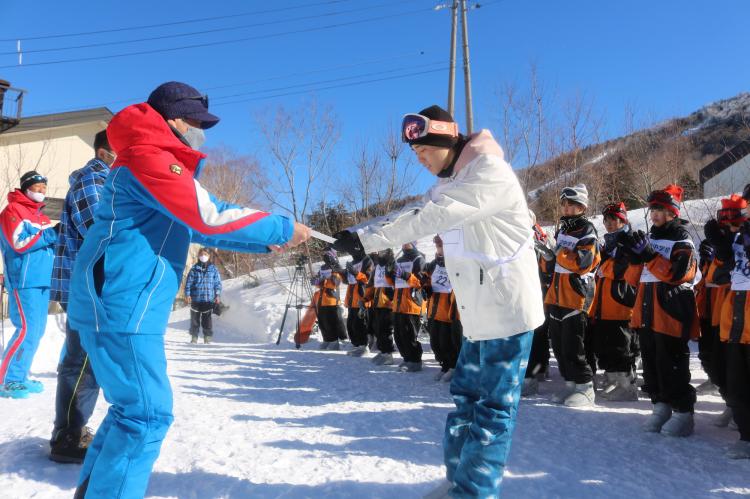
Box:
[699,140,750,187]
[2,107,113,135]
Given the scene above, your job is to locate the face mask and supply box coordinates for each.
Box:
[26,190,45,203]
[183,126,206,150]
[199,255,209,263]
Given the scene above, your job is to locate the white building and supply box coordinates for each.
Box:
[0,107,113,219]
[700,141,750,198]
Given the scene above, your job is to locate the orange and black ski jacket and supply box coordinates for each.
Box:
[630,219,699,339]
[717,232,750,344]
[392,249,425,315]
[343,255,373,309]
[544,216,600,313]
[423,256,457,324]
[592,233,639,321]
[314,263,342,308]
[366,260,395,310]
[698,256,731,327]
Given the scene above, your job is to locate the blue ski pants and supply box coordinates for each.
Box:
[0,287,49,384]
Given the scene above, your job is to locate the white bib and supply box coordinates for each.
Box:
[319,268,332,280]
[374,264,391,289]
[554,232,596,277]
[731,235,750,291]
[395,261,414,289]
[431,264,453,293]
[347,261,363,285]
[640,238,694,284]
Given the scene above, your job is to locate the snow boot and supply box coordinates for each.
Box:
[434,370,445,381]
[603,372,638,402]
[380,353,395,365]
[642,403,672,433]
[713,406,734,428]
[441,368,454,383]
[551,381,576,404]
[423,479,453,499]
[599,372,618,396]
[400,361,422,373]
[328,341,341,351]
[24,379,44,394]
[695,379,719,395]
[49,430,88,464]
[564,382,595,407]
[367,335,377,351]
[204,336,212,344]
[371,352,385,364]
[661,411,694,437]
[0,382,30,399]
[348,345,367,357]
[726,440,750,460]
[522,377,539,397]
[319,341,331,350]
[190,336,198,344]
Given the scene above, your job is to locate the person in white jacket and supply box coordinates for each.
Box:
[334,105,544,498]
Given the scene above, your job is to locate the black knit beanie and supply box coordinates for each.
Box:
[407,105,460,149]
[20,171,47,191]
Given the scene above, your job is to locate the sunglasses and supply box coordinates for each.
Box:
[401,113,459,143]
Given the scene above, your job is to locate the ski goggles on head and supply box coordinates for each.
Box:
[646,190,677,209]
[559,188,578,201]
[401,113,459,143]
[717,208,747,225]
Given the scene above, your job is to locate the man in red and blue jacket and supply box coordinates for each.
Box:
[0,171,57,399]
[68,82,311,499]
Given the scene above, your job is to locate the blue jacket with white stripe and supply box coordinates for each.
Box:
[67,103,293,334]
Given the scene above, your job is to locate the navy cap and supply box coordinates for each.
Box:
[147,81,220,129]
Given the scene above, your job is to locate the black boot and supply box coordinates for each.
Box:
[49,429,88,464]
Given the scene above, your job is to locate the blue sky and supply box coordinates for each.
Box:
[3,0,750,202]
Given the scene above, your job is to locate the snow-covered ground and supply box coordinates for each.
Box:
[2,199,750,498]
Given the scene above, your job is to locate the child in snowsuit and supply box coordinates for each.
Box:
[545,184,601,407]
[314,248,347,350]
[0,171,57,399]
[392,241,426,372]
[367,248,397,365]
[621,184,698,437]
[343,249,373,357]
[184,248,222,344]
[423,235,462,382]
[706,191,750,457]
[591,202,640,401]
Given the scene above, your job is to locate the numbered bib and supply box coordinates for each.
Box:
[731,237,750,290]
[347,261,363,285]
[640,238,694,284]
[374,264,391,288]
[431,264,452,293]
[554,233,595,275]
[395,261,414,289]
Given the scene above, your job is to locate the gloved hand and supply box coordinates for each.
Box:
[385,261,396,279]
[698,239,715,264]
[631,230,656,261]
[345,261,355,275]
[333,231,364,256]
[397,267,411,281]
[534,239,555,261]
[357,303,367,320]
[704,219,728,246]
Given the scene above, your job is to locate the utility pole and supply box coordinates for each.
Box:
[447,0,458,116]
[459,0,474,134]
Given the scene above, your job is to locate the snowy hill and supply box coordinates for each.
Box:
[1,197,750,498]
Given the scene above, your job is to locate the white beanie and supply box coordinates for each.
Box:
[560,183,589,208]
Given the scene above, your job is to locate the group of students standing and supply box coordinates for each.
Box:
[526,181,750,459]
[312,236,463,381]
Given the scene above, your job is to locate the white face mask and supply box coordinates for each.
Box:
[183,126,206,150]
[26,190,45,203]
[199,255,209,263]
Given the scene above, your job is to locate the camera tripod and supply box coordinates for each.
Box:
[276,254,318,348]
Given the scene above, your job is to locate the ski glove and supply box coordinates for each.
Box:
[534,239,556,261]
[631,230,656,261]
[333,230,364,257]
[698,239,715,265]
[705,219,734,260]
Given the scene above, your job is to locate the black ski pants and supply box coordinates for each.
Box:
[638,328,696,413]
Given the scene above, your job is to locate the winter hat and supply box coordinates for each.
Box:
[20,171,47,191]
[403,105,460,149]
[559,184,589,208]
[147,81,220,129]
[602,202,628,223]
[323,247,338,263]
[647,184,683,217]
[717,193,748,225]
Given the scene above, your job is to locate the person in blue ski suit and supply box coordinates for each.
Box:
[49,130,115,463]
[67,82,311,499]
[334,106,544,498]
[0,171,57,399]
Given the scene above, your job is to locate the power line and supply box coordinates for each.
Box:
[0,0,411,56]
[0,0,352,42]
[0,6,433,69]
[26,51,430,116]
